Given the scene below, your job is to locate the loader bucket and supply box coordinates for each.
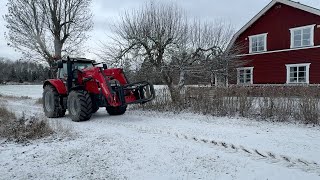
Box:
[123,81,155,104]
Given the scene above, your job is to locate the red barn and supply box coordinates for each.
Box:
[229,0,320,85]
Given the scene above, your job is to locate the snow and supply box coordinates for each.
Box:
[0,85,43,98]
[1,85,320,179]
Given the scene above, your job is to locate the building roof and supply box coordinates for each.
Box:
[228,0,320,50]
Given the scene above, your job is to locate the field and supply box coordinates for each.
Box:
[0,85,320,179]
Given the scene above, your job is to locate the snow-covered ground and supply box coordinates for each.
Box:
[0,85,43,98]
[0,85,320,179]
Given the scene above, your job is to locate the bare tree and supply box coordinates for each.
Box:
[100,2,188,102]
[168,20,238,91]
[101,2,244,102]
[5,0,93,67]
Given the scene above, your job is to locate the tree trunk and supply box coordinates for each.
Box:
[54,37,63,59]
[167,83,181,104]
[178,69,186,95]
[159,69,182,104]
[211,73,215,87]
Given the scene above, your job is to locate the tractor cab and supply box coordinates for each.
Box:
[56,58,95,79]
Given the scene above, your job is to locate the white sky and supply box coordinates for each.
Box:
[0,0,319,61]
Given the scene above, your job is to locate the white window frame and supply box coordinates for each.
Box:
[285,63,311,84]
[290,24,315,49]
[237,67,254,85]
[249,33,268,54]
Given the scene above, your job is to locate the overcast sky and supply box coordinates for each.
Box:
[0,0,319,61]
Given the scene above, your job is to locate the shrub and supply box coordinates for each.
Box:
[0,106,54,143]
[258,97,276,120]
[135,85,320,125]
[274,98,294,122]
[35,98,43,105]
[0,105,16,137]
[0,105,15,120]
[296,97,319,124]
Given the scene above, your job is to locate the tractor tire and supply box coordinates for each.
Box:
[67,90,93,122]
[106,105,127,116]
[92,106,99,113]
[90,95,99,113]
[43,85,66,118]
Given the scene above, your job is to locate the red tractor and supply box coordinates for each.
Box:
[43,57,155,122]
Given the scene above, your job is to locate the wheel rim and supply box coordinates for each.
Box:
[45,91,54,112]
[69,97,80,115]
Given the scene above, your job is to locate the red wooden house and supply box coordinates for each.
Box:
[229,0,320,85]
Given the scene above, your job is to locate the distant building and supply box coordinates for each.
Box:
[228,0,320,85]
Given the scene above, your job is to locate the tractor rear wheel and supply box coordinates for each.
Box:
[67,90,93,122]
[106,105,127,115]
[43,85,65,118]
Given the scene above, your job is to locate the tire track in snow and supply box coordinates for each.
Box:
[107,121,320,175]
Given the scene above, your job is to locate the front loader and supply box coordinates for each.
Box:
[43,57,155,122]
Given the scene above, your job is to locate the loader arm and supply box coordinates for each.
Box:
[81,67,155,107]
[81,67,121,107]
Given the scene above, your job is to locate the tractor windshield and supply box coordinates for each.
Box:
[58,62,93,79]
[73,62,93,70]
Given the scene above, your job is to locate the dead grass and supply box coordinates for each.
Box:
[35,97,43,105]
[50,120,73,138]
[0,94,31,100]
[0,105,54,143]
[0,106,16,126]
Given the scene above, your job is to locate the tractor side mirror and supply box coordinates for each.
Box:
[103,63,108,69]
[57,61,63,68]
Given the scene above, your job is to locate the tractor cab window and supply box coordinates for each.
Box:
[73,62,93,70]
[58,63,68,79]
[57,62,93,79]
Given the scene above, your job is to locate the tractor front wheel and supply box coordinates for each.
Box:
[43,85,65,118]
[91,95,99,113]
[67,90,93,122]
[106,105,127,116]
[92,106,99,113]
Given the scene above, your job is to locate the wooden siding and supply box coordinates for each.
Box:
[236,2,320,54]
[241,47,320,84]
